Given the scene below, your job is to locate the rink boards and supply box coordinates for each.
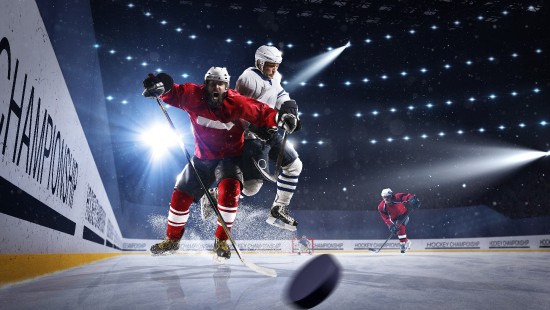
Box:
[124,234,550,253]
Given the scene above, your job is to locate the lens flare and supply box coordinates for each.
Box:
[140,124,178,159]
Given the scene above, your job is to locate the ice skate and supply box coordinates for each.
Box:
[266,204,298,231]
[200,188,218,220]
[213,238,231,263]
[150,238,180,255]
[400,240,411,254]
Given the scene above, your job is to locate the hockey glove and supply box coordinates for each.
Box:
[388,224,399,235]
[278,100,301,132]
[408,195,421,209]
[142,73,173,98]
[249,124,278,141]
[279,100,298,117]
[277,113,299,133]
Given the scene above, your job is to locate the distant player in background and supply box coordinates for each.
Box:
[297,235,312,255]
[377,188,421,254]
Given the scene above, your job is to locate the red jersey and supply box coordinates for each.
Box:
[377,192,415,225]
[160,83,278,160]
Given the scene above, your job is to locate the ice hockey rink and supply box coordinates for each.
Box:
[2,1,550,309]
[1,251,549,310]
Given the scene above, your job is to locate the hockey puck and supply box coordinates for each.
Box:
[286,254,341,309]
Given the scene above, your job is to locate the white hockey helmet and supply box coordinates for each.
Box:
[255,45,283,72]
[381,188,393,198]
[204,66,230,85]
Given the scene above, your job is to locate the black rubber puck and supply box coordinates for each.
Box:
[286,254,341,309]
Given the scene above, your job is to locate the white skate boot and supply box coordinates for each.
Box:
[400,240,411,254]
[200,188,218,220]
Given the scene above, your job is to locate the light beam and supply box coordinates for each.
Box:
[286,41,350,92]
[405,144,547,186]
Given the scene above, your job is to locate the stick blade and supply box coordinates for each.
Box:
[253,160,277,183]
[242,259,277,277]
[367,248,380,253]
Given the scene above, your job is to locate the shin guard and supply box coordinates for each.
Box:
[274,158,302,206]
[166,189,193,240]
[215,178,241,240]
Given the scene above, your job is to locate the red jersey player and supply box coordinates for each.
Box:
[377,188,420,254]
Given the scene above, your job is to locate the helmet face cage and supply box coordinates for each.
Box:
[255,45,283,72]
[204,67,230,86]
[204,67,230,108]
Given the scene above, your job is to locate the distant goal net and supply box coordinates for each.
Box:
[291,237,314,254]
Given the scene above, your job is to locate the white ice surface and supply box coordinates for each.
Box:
[1,252,549,309]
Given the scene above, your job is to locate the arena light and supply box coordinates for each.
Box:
[405,144,548,186]
[286,41,350,92]
[140,124,178,159]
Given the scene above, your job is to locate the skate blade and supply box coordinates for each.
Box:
[150,250,177,256]
[265,218,297,231]
[200,206,214,221]
[212,254,228,264]
[201,212,214,221]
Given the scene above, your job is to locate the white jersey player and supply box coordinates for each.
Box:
[201,45,303,231]
[237,66,288,110]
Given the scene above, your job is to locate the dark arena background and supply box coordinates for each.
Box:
[1,1,549,309]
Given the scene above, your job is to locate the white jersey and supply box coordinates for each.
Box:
[235,67,291,110]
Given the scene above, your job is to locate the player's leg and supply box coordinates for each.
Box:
[266,135,302,231]
[151,157,216,255]
[395,212,411,254]
[200,139,267,220]
[397,225,411,254]
[240,139,269,197]
[212,157,243,261]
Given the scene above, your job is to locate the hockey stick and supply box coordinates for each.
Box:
[367,232,394,254]
[153,96,277,277]
[368,205,419,253]
[253,129,287,183]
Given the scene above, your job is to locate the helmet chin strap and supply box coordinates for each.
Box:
[256,59,264,72]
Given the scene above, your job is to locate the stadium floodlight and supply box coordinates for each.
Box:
[286,41,351,92]
[402,144,548,187]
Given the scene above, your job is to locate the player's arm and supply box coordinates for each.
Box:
[395,192,421,209]
[235,74,258,98]
[273,84,291,110]
[225,94,299,133]
[377,202,393,226]
[272,77,302,132]
[142,72,188,109]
